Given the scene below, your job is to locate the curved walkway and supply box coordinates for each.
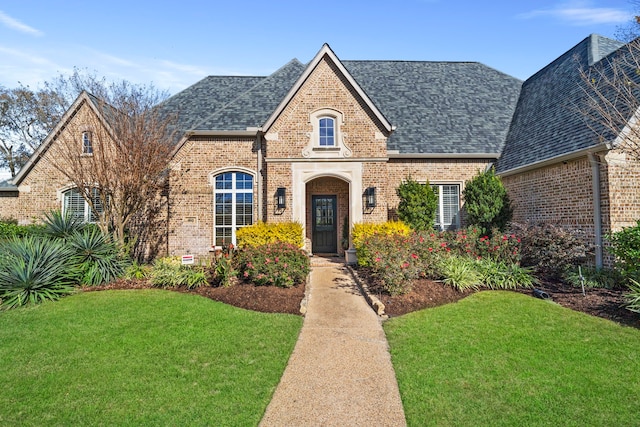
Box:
[259,258,406,426]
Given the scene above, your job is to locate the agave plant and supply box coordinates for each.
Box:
[67,227,129,286]
[0,236,79,309]
[43,209,86,239]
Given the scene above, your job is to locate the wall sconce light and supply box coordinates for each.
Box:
[276,187,286,209]
[365,187,377,209]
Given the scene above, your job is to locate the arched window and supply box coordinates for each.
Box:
[82,131,93,154]
[63,188,103,222]
[214,171,254,247]
[318,117,335,146]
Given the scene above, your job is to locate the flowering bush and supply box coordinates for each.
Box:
[444,227,520,263]
[352,221,411,267]
[234,242,310,288]
[366,233,423,295]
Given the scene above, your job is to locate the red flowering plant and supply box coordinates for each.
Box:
[366,233,422,295]
[234,242,310,288]
[440,227,520,264]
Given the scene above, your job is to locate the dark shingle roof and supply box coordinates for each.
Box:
[159,75,265,134]
[496,34,625,173]
[162,53,521,155]
[192,59,306,131]
[343,61,522,154]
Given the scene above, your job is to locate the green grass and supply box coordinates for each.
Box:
[0,289,302,426]
[384,291,640,427]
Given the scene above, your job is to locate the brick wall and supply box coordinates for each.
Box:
[168,136,258,257]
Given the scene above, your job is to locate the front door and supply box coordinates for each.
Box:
[312,195,337,253]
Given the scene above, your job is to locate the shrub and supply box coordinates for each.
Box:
[367,233,423,295]
[236,221,304,248]
[67,228,129,286]
[438,256,482,291]
[234,242,309,288]
[444,227,520,264]
[511,222,592,278]
[124,262,152,280]
[352,221,411,267]
[396,177,438,231]
[212,251,234,287]
[562,266,624,289]
[0,236,78,309]
[0,219,45,240]
[607,220,640,277]
[150,257,210,289]
[43,210,86,239]
[624,279,640,313]
[462,167,513,233]
[474,258,537,290]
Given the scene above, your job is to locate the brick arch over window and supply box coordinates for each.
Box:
[58,185,104,223]
[210,169,255,247]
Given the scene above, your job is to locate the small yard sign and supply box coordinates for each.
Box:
[181,254,195,265]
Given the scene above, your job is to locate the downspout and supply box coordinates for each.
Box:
[256,133,264,221]
[588,152,603,269]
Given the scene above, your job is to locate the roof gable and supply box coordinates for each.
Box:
[12,91,109,186]
[262,44,393,133]
[497,34,625,174]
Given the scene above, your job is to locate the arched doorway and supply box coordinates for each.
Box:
[306,177,349,255]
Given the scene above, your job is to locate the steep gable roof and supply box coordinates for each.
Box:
[497,34,625,174]
[344,61,521,155]
[11,91,110,186]
[262,44,394,134]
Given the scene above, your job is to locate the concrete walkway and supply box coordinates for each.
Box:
[259,258,406,427]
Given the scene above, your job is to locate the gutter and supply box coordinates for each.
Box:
[187,129,260,137]
[588,152,604,269]
[388,152,500,159]
[497,143,609,177]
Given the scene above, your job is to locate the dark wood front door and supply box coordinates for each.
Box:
[312,195,337,253]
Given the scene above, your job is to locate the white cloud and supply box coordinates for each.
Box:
[519,1,631,26]
[0,10,43,36]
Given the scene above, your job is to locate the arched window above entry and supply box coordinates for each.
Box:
[303,108,352,158]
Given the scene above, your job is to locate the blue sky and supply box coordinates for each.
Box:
[0,0,635,95]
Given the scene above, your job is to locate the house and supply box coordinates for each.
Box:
[2,36,637,265]
[496,34,640,268]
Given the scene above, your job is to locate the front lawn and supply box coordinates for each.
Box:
[384,291,640,427]
[0,289,302,426]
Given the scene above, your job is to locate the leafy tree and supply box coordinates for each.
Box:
[396,177,438,231]
[462,167,512,232]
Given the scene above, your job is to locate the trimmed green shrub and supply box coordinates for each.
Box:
[234,242,310,288]
[67,228,129,286]
[352,221,411,267]
[0,236,78,309]
[0,219,45,240]
[607,220,640,277]
[236,221,304,248]
[510,222,592,278]
[396,177,438,231]
[462,167,513,233]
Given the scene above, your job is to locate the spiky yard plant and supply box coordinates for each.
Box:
[67,228,129,286]
[43,209,86,240]
[0,236,79,309]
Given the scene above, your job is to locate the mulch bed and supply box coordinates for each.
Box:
[84,273,640,329]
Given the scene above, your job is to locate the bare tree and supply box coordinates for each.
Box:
[616,0,640,42]
[43,73,177,258]
[579,38,640,160]
[0,86,55,177]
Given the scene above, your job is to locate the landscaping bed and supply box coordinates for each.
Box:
[87,273,640,329]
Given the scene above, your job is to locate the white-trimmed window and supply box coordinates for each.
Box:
[82,131,93,154]
[431,184,460,231]
[214,171,253,247]
[319,117,335,146]
[63,188,103,222]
